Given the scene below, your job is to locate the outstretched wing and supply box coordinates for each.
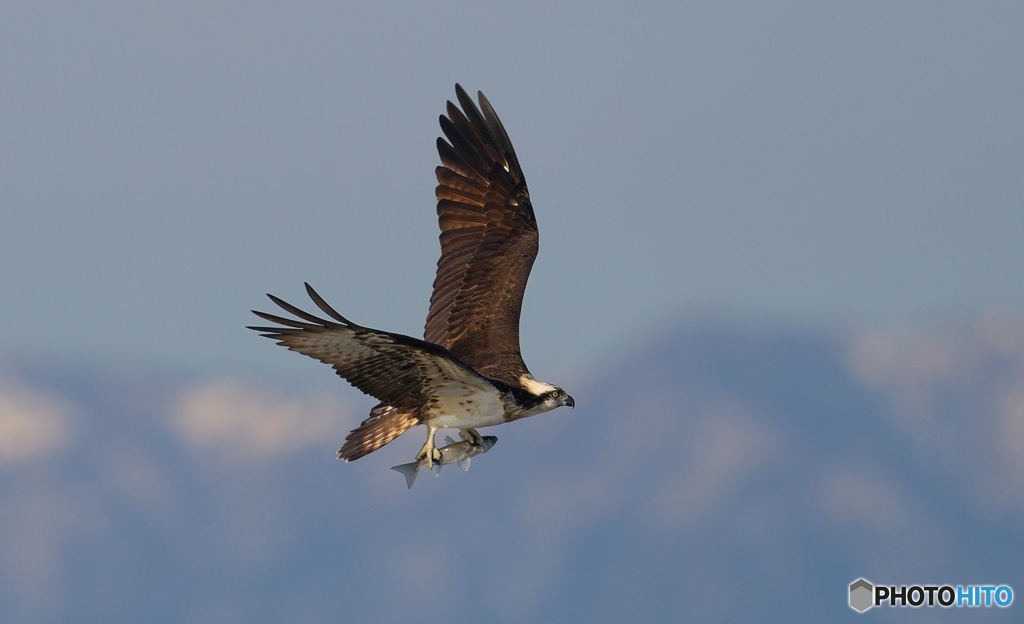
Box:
[249,283,490,412]
[425,84,538,386]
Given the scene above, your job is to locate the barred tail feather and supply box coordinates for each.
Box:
[338,407,419,461]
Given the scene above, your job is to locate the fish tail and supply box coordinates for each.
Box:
[391,462,420,489]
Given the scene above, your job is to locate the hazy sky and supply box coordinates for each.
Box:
[3,1,1022,378]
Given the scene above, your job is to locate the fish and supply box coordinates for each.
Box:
[390,435,498,489]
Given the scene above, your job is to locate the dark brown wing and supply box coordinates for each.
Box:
[249,283,491,412]
[425,84,538,386]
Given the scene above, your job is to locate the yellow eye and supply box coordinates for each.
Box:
[550,389,562,399]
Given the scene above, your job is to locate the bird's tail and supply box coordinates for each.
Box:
[338,406,418,461]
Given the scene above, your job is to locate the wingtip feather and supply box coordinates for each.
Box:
[304,283,354,325]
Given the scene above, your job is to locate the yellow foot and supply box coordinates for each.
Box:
[416,425,441,468]
[459,428,484,447]
[416,447,442,468]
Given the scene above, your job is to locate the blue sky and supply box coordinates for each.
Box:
[2,1,1022,381]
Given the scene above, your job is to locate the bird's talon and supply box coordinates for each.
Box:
[416,426,442,468]
[416,448,441,468]
[460,428,484,447]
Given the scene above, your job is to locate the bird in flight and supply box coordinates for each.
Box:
[249,84,574,468]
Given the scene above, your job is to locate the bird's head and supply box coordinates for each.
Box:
[518,376,575,412]
[544,387,575,409]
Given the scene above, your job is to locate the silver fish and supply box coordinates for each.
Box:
[391,435,498,489]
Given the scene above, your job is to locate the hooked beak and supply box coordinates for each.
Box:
[563,394,575,409]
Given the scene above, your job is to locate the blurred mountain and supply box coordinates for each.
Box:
[2,314,1022,623]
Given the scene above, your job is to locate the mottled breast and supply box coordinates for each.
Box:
[424,383,507,429]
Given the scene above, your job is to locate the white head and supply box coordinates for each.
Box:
[519,374,575,412]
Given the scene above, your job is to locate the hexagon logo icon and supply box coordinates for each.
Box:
[849,578,874,613]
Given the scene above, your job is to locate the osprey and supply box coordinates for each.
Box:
[249,85,574,467]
